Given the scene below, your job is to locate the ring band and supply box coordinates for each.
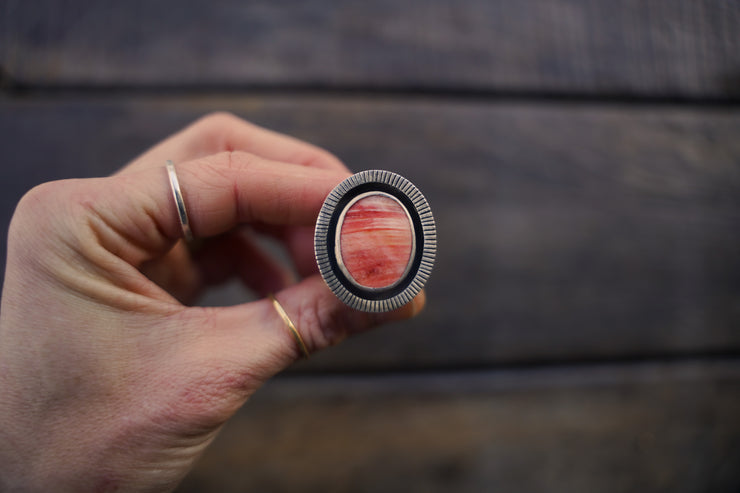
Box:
[268,294,310,359]
[166,160,194,242]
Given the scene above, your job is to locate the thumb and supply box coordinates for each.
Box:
[181,276,425,384]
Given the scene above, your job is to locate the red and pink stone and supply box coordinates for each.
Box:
[336,193,415,289]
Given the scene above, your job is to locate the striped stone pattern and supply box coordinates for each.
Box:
[315,170,436,313]
[338,194,414,289]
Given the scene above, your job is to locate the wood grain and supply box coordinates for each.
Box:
[2,6,738,492]
[1,96,738,368]
[177,360,740,492]
[1,0,739,98]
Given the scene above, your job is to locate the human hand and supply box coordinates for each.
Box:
[0,113,425,492]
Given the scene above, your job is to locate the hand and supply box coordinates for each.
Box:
[0,113,425,492]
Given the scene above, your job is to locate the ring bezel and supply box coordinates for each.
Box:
[314,170,436,312]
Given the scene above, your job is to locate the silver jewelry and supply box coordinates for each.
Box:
[314,170,436,313]
[165,160,194,242]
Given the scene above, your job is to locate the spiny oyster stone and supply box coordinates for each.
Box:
[338,193,414,289]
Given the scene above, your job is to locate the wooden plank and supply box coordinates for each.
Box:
[1,0,739,98]
[0,97,739,367]
[177,360,740,492]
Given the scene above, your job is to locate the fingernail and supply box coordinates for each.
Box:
[410,291,427,317]
[373,296,421,324]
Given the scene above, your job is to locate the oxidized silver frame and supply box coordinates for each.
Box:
[314,170,436,312]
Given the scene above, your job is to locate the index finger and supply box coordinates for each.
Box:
[119,112,348,175]
[93,151,349,266]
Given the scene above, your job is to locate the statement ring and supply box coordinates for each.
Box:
[315,170,436,313]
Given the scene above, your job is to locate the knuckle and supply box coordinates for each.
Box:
[309,148,346,169]
[190,111,257,151]
[156,308,257,431]
[193,111,242,133]
[185,151,252,194]
[10,181,75,242]
[15,181,64,216]
[295,298,358,353]
[170,363,253,431]
[197,149,258,174]
[223,149,259,170]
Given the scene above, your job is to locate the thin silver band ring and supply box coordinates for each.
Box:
[165,160,194,242]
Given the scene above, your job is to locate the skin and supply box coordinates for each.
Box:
[0,113,425,492]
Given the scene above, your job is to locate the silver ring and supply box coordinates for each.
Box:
[314,170,436,313]
[165,160,194,242]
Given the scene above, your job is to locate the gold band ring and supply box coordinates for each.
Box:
[268,294,310,359]
[165,160,194,242]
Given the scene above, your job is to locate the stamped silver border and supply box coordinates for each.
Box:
[315,170,436,312]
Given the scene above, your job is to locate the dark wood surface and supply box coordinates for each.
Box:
[2,0,739,98]
[1,97,738,369]
[1,1,738,491]
[179,360,740,492]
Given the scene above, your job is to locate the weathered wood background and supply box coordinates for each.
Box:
[1,1,739,491]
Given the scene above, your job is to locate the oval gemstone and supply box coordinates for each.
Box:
[338,193,414,289]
